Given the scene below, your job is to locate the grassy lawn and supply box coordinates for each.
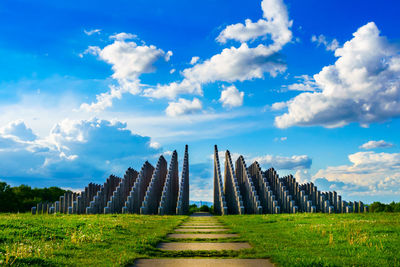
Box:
[218,213,400,266]
[0,213,185,266]
[1,213,399,266]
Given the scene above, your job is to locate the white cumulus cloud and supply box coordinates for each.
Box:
[219,85,244,108]
[253,154,312,170]
[0,118,161,187]
[275,22,400,128]
[360,140,394,150]
[165,98,203,117]
[80,34,169,112]
[109,32,137,41]
[285,75,318,91]
[314,151,400,198]
[143,0,291,100]
[217,0,292,51]
[190,56,200,65]
[0,120,37,141]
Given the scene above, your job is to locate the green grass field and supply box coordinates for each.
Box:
[0,214,185,266]
[0,213,399,266]
[219,213,400,266]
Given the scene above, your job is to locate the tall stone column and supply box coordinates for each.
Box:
[158,151,179,215]
[177,145,190,215]
[124,161,155,214]
[223,150,244,214]
[140,156,168,214]
[235,156,262,214]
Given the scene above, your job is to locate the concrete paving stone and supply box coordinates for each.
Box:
[157,242,252,251]
[174,228,229,232]
[133,259,274,267]
[182,224,221,226]
[179,225,225,228]
[167,233,239,239]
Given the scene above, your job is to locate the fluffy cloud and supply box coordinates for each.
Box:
[143,0,291,101]
[190,56,200,65]
[217,0,292,51]
[271,101,287,110]
[0,120,37,141]
[275,22,400,128]
[0,119,161,187]
[217,19,273,44]
[109,32,137,41]
[144,79,202,100]
[311,34,339,51]
[285,75,318,91]
[294,169,311,183]
[183,43,285,83]
[80,34,171,112]
[360,140,394,150]
[314,151,400,199]
[144,43,286,100]
[165,98,203,117]
[219,85,244,108]
[253,154,312,170]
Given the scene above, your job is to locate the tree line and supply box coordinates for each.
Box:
[0,182,67,212]
[369,201,400,212]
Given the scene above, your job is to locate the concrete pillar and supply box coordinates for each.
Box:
[55,201,60,213]
[307,200,312,213]
[37,203,42,214]
[223,150,244,215]
[177,145,190,215]
[328,206,334,214]
[293,206,298,213]
[140,156,168,214]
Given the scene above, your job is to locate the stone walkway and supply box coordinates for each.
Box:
[133,212,273,266]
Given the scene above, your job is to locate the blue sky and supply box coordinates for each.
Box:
[1,0,400,203]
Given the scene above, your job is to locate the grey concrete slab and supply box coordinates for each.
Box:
[181,224,221,226]
[167,233,239,239]
[182,223,221,225]
[179,225,225,228]
[174,228,229,232]
[134,259,274,267]
[157,242,252,251]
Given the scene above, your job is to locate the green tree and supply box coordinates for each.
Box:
[0,182,17,212]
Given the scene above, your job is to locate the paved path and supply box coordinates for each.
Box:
[134,259,274,266]
[167,233,239,239]
[133,212,274,266]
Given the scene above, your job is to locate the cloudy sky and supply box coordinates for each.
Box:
[1,0,399,203]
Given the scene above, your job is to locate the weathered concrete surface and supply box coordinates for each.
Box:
[157,242,251,251]
[140,156,168,214]
[158,151,179,215]
[167,233,239,239]
[174,228,229,232]
[181,223,222,226]
[179,225,225,228]
[133,259,274,267]
[176,145,190,215]
[214,145,228,215]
